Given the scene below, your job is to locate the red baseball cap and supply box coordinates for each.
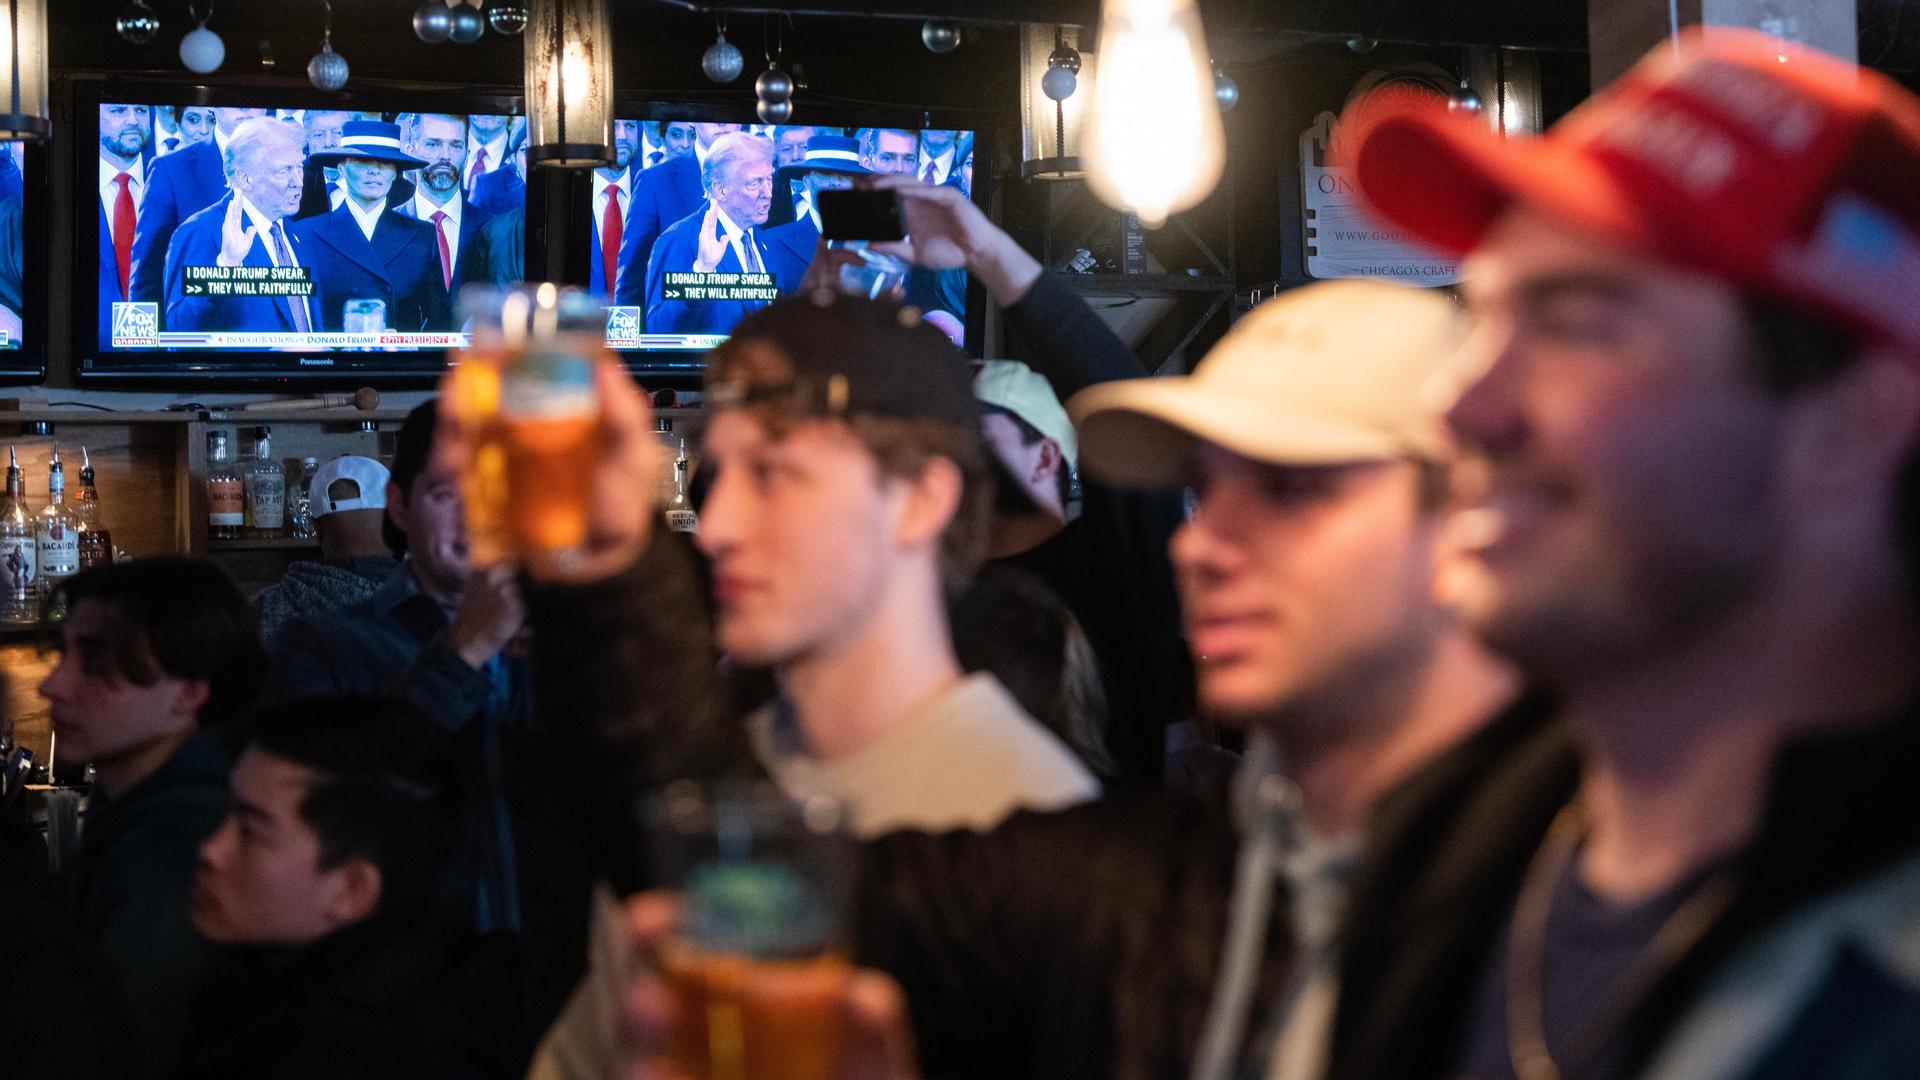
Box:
[1343,28,1920,353]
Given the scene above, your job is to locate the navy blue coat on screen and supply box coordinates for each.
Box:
[759,215,820,297]
[396,197,496,297]
[292,203,453,333]
[129,139,227,309]
[470,167,525,219]
[644,206,772,337]
[162,196,312,333]
[613,153,705,309]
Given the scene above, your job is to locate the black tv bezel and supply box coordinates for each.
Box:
[0,138,49,384]
[71,78,527,390]
[579,98,991,384]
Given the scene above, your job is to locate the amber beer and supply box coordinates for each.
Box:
[661,946,851,1080]
[450,286,602,565]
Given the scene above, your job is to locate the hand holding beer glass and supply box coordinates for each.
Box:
[440,284,660,583]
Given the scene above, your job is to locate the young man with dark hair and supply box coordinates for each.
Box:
[1322,30,1920,1080]
[41,557,264,1074]
[183,696,529,1078]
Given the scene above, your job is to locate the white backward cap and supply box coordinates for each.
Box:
[310,455,391,517]
[1068,280,1469,488]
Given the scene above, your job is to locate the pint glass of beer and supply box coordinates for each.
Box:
[449,285,603,567]
[646,782,856,1080]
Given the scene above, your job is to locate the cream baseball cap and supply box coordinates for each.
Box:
[973,360,1078,475]
[1069,280,1468,487]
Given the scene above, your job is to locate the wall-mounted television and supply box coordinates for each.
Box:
[581,108,978,374]
[0,138,47,382]
[73,80,527,386]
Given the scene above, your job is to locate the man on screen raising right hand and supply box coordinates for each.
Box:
[161,117,314,335]
[642,132,775,338]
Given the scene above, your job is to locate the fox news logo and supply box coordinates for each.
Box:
[606,307,643,348]
[111,302,160,347]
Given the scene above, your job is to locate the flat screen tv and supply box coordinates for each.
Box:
[74,80,528,386]
[0,138,47,381]
[581,110,978,373]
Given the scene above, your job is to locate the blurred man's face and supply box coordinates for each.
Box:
[388,464,470,600]
[38,600,203,779]
[664,123,696,158]
[697,411,916,666]
[775,127,814,169]
[611,119,640,170]
[303,110,350,156]
[692,123,742,150]
[179,107,216,144]
[863,131,916,175]
[468,113,509,142]
[410,116,468,197]
[919,129,957,156]
[237,138,306,220]
[99,104,150,160]
[214,107,269,136]
[959,151,974,195]
[1447,205,1786,683]
[1171,448,1443,726]
[193,749,368,946]
[714,155,774,228]
[340,156,397,206]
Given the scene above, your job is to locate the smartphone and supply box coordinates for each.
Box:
[818,189,905,242]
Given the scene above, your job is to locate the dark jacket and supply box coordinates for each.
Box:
[178,917,530,1080]
[252,555,401,649]
[479,206,525,289]
[129,138,226,309]
[0,878,141,1080]
[68,729,232,1075]
[999,272,1192,782]
[614,152,705,309]
[1328,702,1920,1080]
[289,202,453,333]
[643,205,774,337]
[162,195,313,334]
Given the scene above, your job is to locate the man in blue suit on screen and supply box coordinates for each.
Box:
[130,106,269,311]
[396,113,496,299]
[612,121,743,309]
[98,103,154,348]
[292,120,451,333]
[586,119,641,298]
[162,117,315,335]
[759,133,867,297]
[644,132,774,337]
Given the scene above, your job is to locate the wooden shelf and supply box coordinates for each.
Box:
[208,537,320,551]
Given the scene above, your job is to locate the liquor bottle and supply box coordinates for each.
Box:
[75,447,112,571]
[665,439,698,534]
[35,450,80,605]
[0,447,35,624]
[288,457,319,541]
[207,430,244,541]
[243,426,286,538]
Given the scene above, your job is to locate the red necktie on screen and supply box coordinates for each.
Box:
[601,187,623,291]
[467,148,489,194]
[923,160,938,184]
[432,210,453,291]
[269,222,312,334]
[111,172,135,299]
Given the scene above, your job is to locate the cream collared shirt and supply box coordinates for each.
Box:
[344,196,387,242]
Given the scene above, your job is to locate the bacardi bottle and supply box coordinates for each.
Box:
[243,427,286,538]
[207,431,244,541]
[0,448,35,624]
[75,447,112,571]
[35,450,80,605]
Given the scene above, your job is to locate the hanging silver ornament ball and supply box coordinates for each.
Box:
[1041,65,1077,102]
[487,0,528,35]
[179,23,225,73]
[756,96,793,125]
[755,65,793,103]
[921,20,961,54]
[116,1,160,45]
[448,4,485,43]
[702,34,743,83]
[308,43,349,90]
[1047,43,1081,76]
[413,0,453,43]
[1449,86,1483,116]
[1214,71,1239,112]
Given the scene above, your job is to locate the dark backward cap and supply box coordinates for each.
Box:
[706,290,981,432]
[1344,26,1920,354]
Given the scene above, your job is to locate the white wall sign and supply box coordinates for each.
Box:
[1300,111,1462,286]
